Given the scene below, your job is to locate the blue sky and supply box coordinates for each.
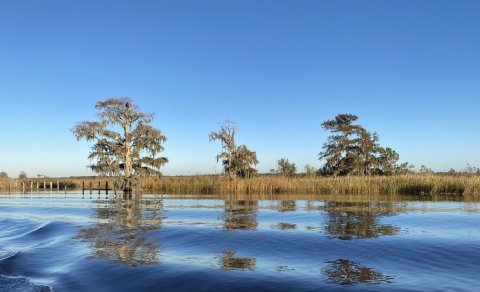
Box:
[1,0,479,177]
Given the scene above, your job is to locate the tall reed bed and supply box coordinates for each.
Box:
[2,174,480,196]
[0,177,103,190]
[140,174,480,196]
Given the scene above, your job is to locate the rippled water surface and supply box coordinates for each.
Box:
[1,191,479,291]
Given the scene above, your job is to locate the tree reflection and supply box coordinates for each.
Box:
[221,200,258,231]
[323,201,400,240]
[74,194,165,266]
[272,223,296,230]
[322,259,394,286]
[215,251,256,271]
[279,200,296,212]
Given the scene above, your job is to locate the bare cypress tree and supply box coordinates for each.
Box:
[71,97,168,192]
[209,120,259,179]
[227,145,259,178]
[209,120,238,179]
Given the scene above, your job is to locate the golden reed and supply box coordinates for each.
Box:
[2,174,480,196]
[142,174,480,196]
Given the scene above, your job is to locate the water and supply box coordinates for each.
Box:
[1,191,479,291]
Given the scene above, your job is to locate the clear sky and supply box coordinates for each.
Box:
[1,0,479,178]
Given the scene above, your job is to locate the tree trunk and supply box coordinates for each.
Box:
[124,123,132,192]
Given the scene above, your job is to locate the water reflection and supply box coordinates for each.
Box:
[272,223,297,230]
[322,259,395,286]
[323,201,401,240]
[73,194,165,266]
[221,200,258,231]
[215,251,256,271]
[279,200,296,212]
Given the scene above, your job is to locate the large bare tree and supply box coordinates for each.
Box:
[71,97,168,191]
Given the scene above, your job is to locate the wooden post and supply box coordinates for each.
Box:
[106,181,108,195]
[50,182,52,189]
[57,181,59,191]
[30,182,33,190]
[82,181,85,194]
[90,181,92,194]
[44,181,46,190]
[98,181,100,195]
[65,183,67,193]
[23,182,25,193]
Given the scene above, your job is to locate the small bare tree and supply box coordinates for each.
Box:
[18,171,27,180]
[304,164,316,177]
[71,97,168,192]
[209,120,259,179]
[276,158,296,176]
[419,165,434,174]
[209,120,238,179]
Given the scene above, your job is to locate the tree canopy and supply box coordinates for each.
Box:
[18,171,27,179]
[276,158,297,176]
[319,113,413,176]
[304,164,316,177]
[209,120,258,179]
[71,97,168,191]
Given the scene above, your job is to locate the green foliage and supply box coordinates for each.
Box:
[319,113,413,176]
[319,113,379,176]
[70,97,168,190]
[276,158,297,176]
[376,147,399,175]
[395,162,415,174]
[377,148,415,175]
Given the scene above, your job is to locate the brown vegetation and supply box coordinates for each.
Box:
[2,174,480,196]
[140,174,480,196]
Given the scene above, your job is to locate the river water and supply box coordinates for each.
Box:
[0,191,479,291]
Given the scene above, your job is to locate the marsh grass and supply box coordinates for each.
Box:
[0,177,105,190]
[139,174,480,196]
[2,174,480,196]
